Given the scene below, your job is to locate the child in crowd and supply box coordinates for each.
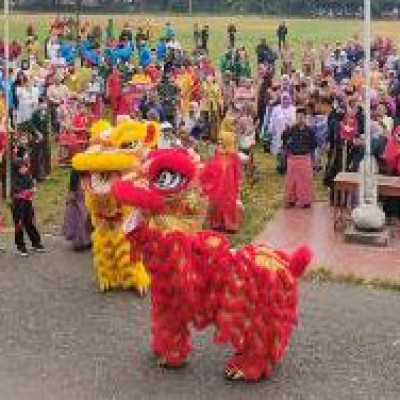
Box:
[63,169,91,251]
[310,103,328,171]
[11,148,45,256]
[236,101,257,181]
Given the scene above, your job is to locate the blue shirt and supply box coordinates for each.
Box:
[139,46,151,68]
[156,41,167,61]
[0,73,15,108]
[60,42,76,65]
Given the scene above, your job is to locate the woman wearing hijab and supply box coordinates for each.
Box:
[268,92,296,156]
[184,101,203,140]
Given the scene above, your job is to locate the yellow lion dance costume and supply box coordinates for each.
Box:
[72,118,159,293]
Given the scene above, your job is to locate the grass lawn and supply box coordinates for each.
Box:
[2,14,400,67]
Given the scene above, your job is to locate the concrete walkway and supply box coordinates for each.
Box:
[0,236,400,399]
[256,202,400,282]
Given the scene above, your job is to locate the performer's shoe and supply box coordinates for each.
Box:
[17,247,29,257]
[136,287,148,297]
[225,368,245,381]
[156,356,187,369]
[32,244,46,253]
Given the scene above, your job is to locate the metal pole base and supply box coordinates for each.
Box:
[351,203,386,232]
[344,221,389,247]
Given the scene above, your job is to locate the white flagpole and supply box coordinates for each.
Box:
[362,0,374,205]
[4,0,11,200]
[351,0,386,233]
[364,0,371,175]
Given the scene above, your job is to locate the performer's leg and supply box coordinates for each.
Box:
[151,302,192,367]
[23,201,42,248]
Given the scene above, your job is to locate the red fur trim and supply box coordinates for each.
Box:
[112,180,165,212]
[147,149,196,182]
[288,246,312,278]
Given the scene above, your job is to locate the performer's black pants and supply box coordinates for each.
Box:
[12,199,41,250]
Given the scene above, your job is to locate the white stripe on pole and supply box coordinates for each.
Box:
[361,0,376,206]
[364,0,371,163]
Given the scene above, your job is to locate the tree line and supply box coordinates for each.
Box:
[4,0,400,17]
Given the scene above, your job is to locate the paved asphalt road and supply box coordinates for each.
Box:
[0,235,399,400]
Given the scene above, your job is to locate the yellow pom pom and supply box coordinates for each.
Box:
[90,119,112,138]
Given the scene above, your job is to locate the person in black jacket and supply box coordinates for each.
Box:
[11,153,44,256]
[193,23,201,50]
[277,21,288,51]
[282,107,316,208]
[201,25,210,53]
[227,23,237,49]
[31,96,51,180]
[256,39,277,66]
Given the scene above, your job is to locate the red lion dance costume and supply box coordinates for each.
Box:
[112,148,312,382]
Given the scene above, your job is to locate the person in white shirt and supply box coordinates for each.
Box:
[15,74,34,126]
[30,79,40,111]
[51,48,67,69]
[166,38,183,53]
[386,48,399,71]
[268,92,296,156]
[47,37,60,62]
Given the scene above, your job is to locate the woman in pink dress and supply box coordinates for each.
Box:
[282,107,316,208]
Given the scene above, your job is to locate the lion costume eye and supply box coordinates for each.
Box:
[147,149,196,194]
[153,169,187,191]
[121,141,141,150]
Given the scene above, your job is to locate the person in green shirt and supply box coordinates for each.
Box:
[233,47,251,82]
[98,60,112,83]
[220,50,234,75]
[106,18,115,42]
[118,61,132,84]
[120,23,133,43]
